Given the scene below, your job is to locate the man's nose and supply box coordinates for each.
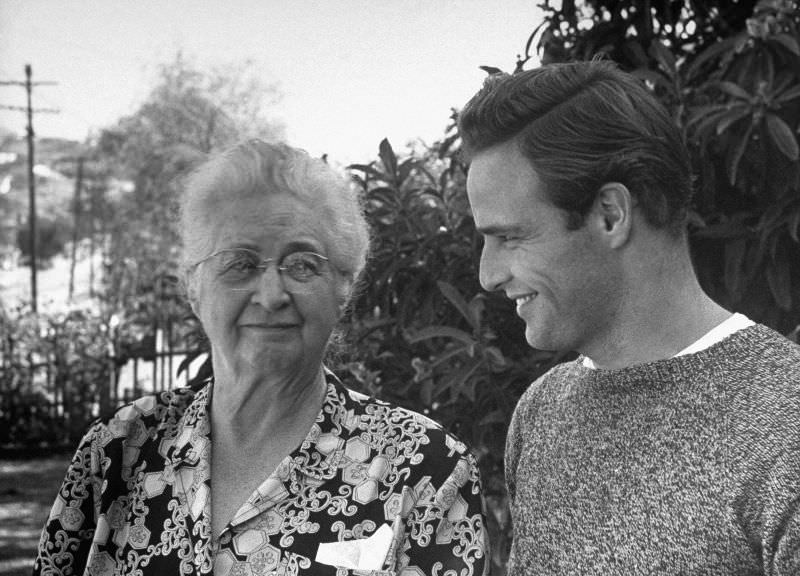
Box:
[479,240,510,293]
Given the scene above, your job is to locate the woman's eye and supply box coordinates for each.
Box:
[288,260,316,276]
[230,258,254,270]
[221,255,259,273]
[282,253,325,279]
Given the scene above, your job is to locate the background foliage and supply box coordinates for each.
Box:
[0,305,114,448]
[1,2,798,574]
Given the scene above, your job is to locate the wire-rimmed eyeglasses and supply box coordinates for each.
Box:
[192,248,331,294]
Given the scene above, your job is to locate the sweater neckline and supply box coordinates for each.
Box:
[574,324,771,384]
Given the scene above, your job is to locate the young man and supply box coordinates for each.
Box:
[460,60,800,575]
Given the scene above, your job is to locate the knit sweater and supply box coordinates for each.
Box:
[505,324,800,575]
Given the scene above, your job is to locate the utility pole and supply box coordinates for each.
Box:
[24,65,38,312]
[0,65,58,313]
[88,184,96,297]
[68,156,84,300]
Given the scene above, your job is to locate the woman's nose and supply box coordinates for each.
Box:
[250,266,291,309]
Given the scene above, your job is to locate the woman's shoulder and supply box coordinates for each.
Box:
[329,378,475,464]
[87,384,207,445]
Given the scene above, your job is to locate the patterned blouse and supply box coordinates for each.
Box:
[34,372,489,575]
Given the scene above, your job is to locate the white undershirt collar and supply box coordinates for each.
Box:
[583,313,755,370]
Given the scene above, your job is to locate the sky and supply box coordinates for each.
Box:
[0,0,543,164]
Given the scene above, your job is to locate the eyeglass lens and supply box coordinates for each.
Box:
[209,249,328,294]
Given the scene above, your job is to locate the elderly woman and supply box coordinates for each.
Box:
[34,140,489,576]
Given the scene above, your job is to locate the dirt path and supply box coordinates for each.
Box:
[0,455,70,576]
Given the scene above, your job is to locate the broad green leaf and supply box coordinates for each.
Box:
[718,81,752,101]
[378,138,397,181]
[632,68,674,95]
[790,210,800,243]
[429,346,472,369]
[405,325,476,346]
[437,280,478,328]
[439,357,483,402]
[688,108,731,141]
[716,107,752,135]
[726,123,752,185]
[776,84,800,104]
[347,163,387,181]
[693,214,750,240]
[623,39,650,67]
[766,262,793,310]
[479,65,504,75]
[420,379,433,406]
[686,34,744,79]
[484,345,508,369]
[723,238,748,299]
[479,410,507,426]
[397,158,417,185]
[648,40,676,73]
[771,33,800,56]
[467,295,486,331]
[686,105,727,125]
[765,114,799,161]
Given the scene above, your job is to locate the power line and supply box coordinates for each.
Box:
[0,64,59,313]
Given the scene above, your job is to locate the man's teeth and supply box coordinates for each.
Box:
[515,295,534,306]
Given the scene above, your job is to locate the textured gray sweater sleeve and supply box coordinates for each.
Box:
[768,453,800,574]
[729,333,800,574]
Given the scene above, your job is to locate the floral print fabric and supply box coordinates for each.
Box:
[33,372,489,575]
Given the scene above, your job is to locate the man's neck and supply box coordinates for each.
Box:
[583,244,731,370]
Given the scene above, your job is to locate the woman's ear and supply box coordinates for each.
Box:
[335,274,356,317]
[184,271,201,317]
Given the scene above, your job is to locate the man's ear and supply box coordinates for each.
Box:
[589,182,634,249]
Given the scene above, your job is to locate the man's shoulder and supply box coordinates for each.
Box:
[720,324,800,406]
[747,323,800,360]
[721,324,800,382]
[517,357,585,406]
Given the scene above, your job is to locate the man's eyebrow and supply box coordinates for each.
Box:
[476,224,524,237]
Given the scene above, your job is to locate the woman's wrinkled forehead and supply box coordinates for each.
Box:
[207,192,328,254]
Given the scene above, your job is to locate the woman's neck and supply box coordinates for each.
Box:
[209,361,327,450]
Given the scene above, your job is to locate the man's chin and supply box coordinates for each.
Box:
[524,326,560,353]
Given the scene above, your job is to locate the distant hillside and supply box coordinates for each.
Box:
[0,135,86,266]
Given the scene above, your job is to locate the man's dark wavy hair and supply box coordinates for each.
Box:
[458,60,692,235]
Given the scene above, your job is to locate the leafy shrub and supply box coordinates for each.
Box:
[333,136,565,571]
[15,214,71,267]
[0,305,117,448]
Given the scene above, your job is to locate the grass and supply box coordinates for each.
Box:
[0,455,71,576]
